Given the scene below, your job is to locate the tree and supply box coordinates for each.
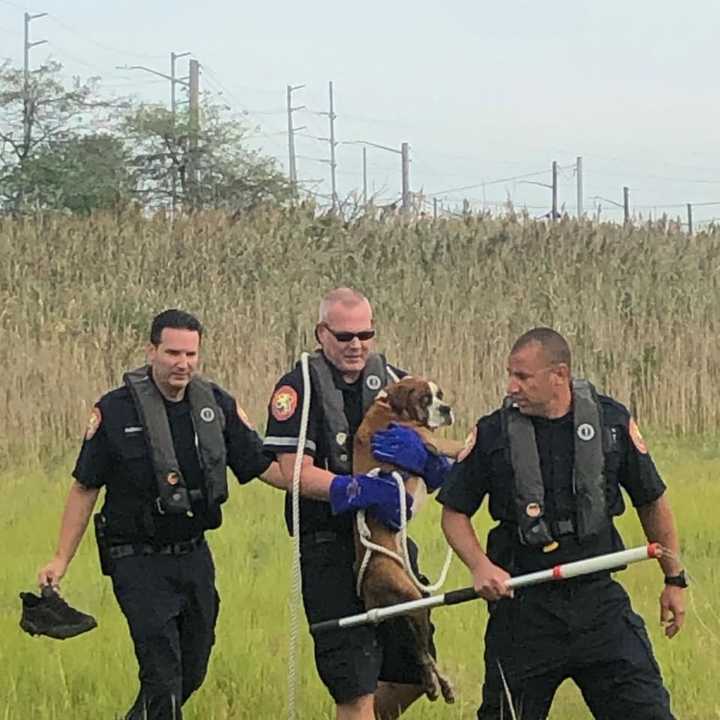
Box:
[123,100,292,213]
[13,134,133,213]
[0,59,117,211]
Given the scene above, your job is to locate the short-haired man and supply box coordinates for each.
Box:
[439,327,684,720]
[263,288,451,720]
[38,309,286,720]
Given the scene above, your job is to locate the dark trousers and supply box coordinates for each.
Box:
[111,542,220,720]
[478,575,674,720]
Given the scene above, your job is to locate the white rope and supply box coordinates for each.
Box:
[356,469,453,597]
[288,352,311,720]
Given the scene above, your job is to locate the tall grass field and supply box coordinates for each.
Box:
[1,209,719,718]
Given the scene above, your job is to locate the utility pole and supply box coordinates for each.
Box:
[188,59,200,207]
[23,11,47,156]
[328,81,338,210]
[170,51,190,214]
[362,146,368,206]
[286,84,305,189]
[687,203,693,236]
[551,160,558,221]
[401,142,410,212]
[576,156,584,219]
[623,186,630,225]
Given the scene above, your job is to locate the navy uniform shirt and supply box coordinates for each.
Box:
[74,379,271,545]
[264,356,405,535]
[437,394,667,572]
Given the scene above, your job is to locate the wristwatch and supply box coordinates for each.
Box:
[663,570,688,588]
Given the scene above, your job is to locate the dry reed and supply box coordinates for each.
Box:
[2,208,718,468]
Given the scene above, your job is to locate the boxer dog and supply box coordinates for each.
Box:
[353,376,463,704]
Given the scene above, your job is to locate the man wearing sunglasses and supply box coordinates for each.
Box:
[263,287,450,720]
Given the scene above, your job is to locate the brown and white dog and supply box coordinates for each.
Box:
[353,376,464,704]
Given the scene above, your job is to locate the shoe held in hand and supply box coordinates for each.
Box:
[20,585,97,640]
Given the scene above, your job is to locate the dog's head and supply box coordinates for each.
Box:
[378,377,454,429]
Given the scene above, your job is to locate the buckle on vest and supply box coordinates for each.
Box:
[155,497,166,515]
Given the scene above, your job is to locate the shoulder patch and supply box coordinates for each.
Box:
[85,406,102,440]
[271,385,298,422]
[236,401,254,430]
[457,427,477,463]
[629,417,648,454]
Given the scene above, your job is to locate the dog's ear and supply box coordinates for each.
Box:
[386,383,414,419]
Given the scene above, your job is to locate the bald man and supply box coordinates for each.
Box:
[439,326,684,720]
[263,288,449,720]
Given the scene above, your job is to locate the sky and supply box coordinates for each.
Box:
[1,0,719,224]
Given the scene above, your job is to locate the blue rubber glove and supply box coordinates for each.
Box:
[371,424,452,492]
[371,423,427,474]
[329,473,414,531]
[422,453,452,492]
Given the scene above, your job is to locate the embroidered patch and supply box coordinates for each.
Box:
[271,385,298,422]
[577,422,596,441]
[200,407,215,423]
[526,502,542,518]
[629,417,648,454]
[366,374,382,391]
[236,402,254,430]
[85,407,102,440]
[457,427,477,462]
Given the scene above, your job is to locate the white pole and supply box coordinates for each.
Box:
[311,544,663,634]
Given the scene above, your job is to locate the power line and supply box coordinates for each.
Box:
[44,14,166,60]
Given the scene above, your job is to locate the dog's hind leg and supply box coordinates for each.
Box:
[362,558,442,702]
[427,655,455,704]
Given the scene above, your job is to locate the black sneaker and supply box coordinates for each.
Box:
[19,585,97,640]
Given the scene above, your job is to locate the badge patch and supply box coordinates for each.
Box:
[366,374,382,391]
[526,502,542,518]
[84,407,102,440]
[457,427,477,463]
[577,423,596,441]
[271,385,298,422]
[236,402,254,430]
[629,417,648,454]
[200,407,215,423]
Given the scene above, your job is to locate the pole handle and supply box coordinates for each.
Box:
[443,586,479,606]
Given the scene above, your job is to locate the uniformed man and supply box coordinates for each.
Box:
[263,287,451,720]
[438,327,685,720]
[37,309,287,720]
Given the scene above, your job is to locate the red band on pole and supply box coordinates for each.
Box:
[552,565,563,580]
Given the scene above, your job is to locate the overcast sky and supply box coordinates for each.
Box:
[1,0,719,224]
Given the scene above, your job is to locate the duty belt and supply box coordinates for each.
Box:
[108,535,206,559]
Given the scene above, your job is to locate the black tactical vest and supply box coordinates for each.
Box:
[503,378,608,548]
[124,366,229,515]
[306,352,395,475]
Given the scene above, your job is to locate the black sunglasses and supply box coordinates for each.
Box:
[321,325,376,343]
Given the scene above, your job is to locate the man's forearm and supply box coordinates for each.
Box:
[637,493,683,576]
[441,507,488,573]
[54,481,100,563]
[277,454,335,501]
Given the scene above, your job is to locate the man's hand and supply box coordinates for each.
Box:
[660,585,685,638]
[329,472,413,531]
[471,556,513,602]
[372,424,452,491]
[37,556,69,590]
[372,424,427,474]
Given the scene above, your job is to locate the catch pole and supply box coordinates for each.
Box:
[311,544,663,634]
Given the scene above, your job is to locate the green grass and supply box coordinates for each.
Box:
[2,435,719,719]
